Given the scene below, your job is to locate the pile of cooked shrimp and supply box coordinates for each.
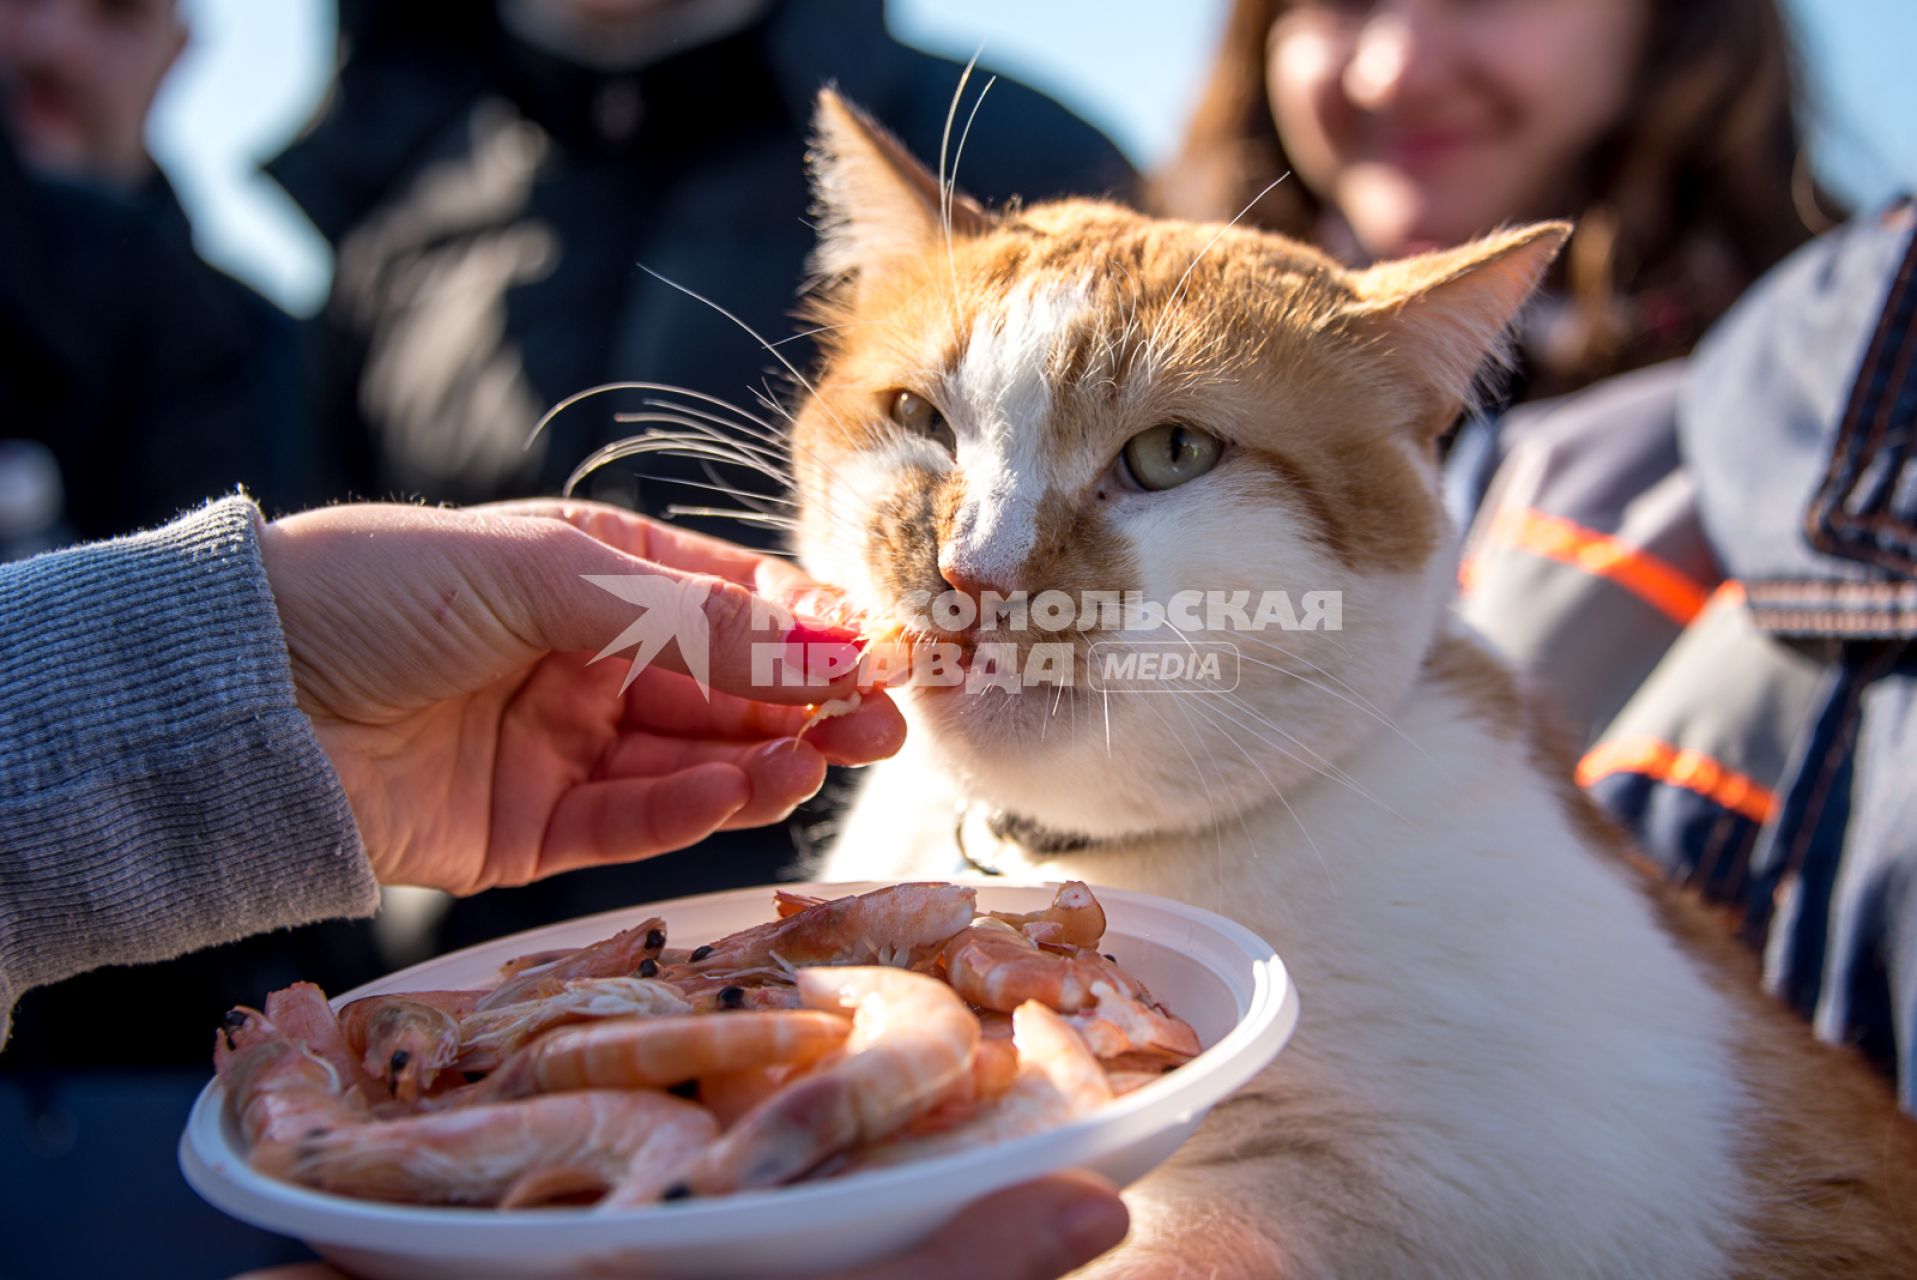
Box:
[213,882,1201,1209]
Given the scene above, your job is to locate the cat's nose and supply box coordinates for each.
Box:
[936,558,1014,605]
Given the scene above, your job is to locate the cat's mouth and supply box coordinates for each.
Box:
[854,610,1102,698]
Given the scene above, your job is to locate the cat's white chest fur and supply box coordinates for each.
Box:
[820,627,1750,1279]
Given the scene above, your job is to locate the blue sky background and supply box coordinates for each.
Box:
[151,0,1917,316]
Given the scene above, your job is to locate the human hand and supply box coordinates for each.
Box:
[259,499,902,893]
[816,1171,1130,1279]
[228,1171,1128,1280]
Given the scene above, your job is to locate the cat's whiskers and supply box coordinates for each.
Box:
[1085,618,1387,818]
[585,414,786,477]
[742,383,888,516]
[1212,690,1417,827]
[636,470,796,515]
[1148,611,1208,661]
[603,412,788,476]
[1099,678,1114,758]
[1178,689,1332,883]
[562,433,786,499]
[624,397,791,458]
[524,378,819,542]
[631,381,789,437]
[767,321,860,350]
[528,380,782,452]
[1179,690,1267,889]
[1118,653,1380,814]
[708,382,906,557]
[948,74,996,236]
[1231,637,1438,767]
[1134,686,1235,889]
[935,55,981,332]
[1038,677,1070,743]
[661,507,801,534]
[633,265,860,445]
[621,410,881,551]
[1140,173,1291,375]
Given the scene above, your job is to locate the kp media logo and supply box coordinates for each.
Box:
[581,574,713,694]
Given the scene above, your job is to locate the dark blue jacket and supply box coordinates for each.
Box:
[270,0,1136,528]
[1459,203,1917,1108]
[0,129,319,539]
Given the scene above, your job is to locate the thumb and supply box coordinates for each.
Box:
[830,1173,1130,1280]
[499,520,865,706]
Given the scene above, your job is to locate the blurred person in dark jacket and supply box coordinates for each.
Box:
[273,0,1134,521]
[267,0,1137,947]
[0,0,323,537]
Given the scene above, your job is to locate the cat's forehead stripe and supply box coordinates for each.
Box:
[936,276,1099,586]
[950,276,1093,431]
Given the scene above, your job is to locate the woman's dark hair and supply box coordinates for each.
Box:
[1153,0,1839,393]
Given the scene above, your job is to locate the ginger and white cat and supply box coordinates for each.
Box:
[790,92,1917,1277]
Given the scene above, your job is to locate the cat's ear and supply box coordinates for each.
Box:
[1343,222,1571,428]
[808,88,992,286]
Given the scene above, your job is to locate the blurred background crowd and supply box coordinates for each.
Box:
[0,0,1913,1274]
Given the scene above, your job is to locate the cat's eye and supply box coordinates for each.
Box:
[1120,423,1224,492]
[889,390,956,453]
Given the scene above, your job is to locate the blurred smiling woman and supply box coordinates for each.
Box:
[1159,0,1834,395]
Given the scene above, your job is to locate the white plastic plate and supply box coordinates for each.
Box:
[180,881,1298,1279]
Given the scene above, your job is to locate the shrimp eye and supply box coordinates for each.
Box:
[888,389,956,454]
[1119,422,1223,492]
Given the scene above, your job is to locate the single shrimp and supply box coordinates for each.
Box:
[984,881,1107,950]
[485,1010,850,1099]
[476,918,667,1011]
[216,1032,368,1151]
[943,924,1201,1061]
[680,966,979,1194]
[456,977,693,1071]
[337,996,463,1102]
[682,883,975,977]
[853,1000,1112,1169]
[941,921,1086,1008]
[253,1090,717,1208]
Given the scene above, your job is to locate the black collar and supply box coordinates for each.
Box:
[955,804,1100,875]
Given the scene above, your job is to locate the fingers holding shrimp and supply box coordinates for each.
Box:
[615,662,903,766]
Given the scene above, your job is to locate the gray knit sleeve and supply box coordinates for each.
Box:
[0,496,378,1039]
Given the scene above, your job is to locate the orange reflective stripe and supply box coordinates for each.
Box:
[1475,508,1713,625]
[1576,738,1777,824]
